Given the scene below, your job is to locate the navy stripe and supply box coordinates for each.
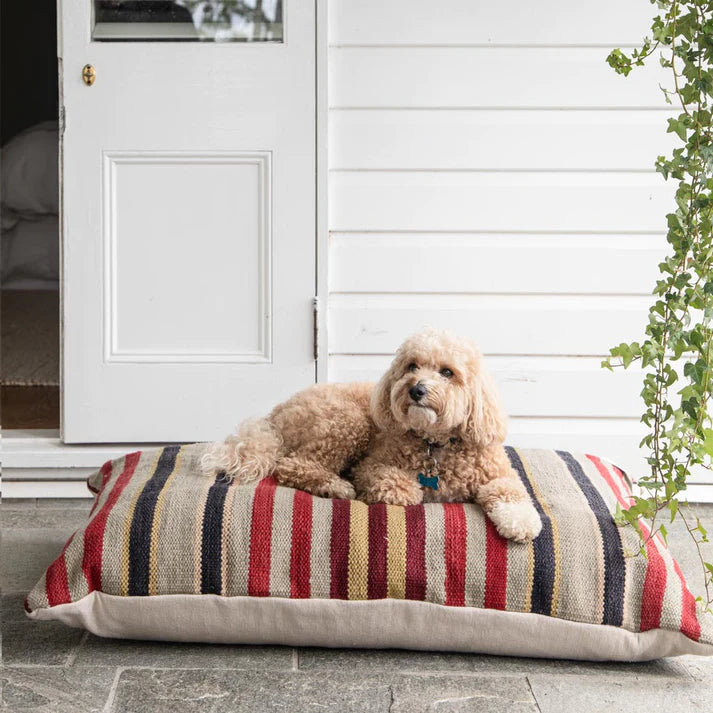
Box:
[127,445,181,596]
[556,450,626,626]
[200,475,231,595]
[505,446,555,616]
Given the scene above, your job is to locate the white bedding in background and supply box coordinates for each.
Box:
[1,215,59,287]
[1,121,59,219]
[1,121,59,287]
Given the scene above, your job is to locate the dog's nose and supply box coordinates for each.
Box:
[409,383,427,402]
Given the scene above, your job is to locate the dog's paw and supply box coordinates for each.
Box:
[317,478,356,500]
[360,480,424,507]
[488,500,542,543]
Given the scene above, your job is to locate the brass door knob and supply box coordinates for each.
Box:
[82,64,96,86]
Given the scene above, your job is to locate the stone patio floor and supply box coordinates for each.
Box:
[2,498,712,712]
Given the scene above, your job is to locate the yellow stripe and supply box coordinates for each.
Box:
[517,449,561,617]
[147,446,183,596]
[347,500,369,600]
[120,450,161,597]
[386,505,407,599]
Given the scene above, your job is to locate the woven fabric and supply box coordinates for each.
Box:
[26,443,713,647]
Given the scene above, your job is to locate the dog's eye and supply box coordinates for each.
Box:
[440,367,454,378]
[407,363,418,372]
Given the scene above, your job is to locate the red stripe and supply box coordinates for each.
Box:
[484,516,508,610]
[330,498,351,599]
[404,505,427,600]
[639,531,668,631]
[587,456,668,632]
[443,503,467,606]
[88,461,114,516]
[586,455,632,508]
[248,477,278,597]
[45,535,74,606]
[82,451,141,594]
[290,489,313,599]
[367,504,388,599]
[672,559,701,641]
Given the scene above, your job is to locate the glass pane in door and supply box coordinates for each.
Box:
[93,1,284,42]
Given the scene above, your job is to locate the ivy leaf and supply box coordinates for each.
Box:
[667,117,688,141]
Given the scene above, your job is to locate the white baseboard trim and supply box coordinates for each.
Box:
[2,429,173,499]
[2,430,712,502]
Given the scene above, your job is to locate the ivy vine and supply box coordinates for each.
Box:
[606,0,713,611]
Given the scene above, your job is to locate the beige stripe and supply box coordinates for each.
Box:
[310,494,334,599]
[220,485,237,597]
[518,449,561,617]
[619,524,645,633]
[223,485,256,597]
[424,503,446,605]
[522,449,603,625]
[119,451,161,597]
[386,505,407,599]
[66,532,89,603]
[463,503,487,608]
[147,447,183,596]
[269,485,295,597]
[347,500,369,600]
[658,545,684,632]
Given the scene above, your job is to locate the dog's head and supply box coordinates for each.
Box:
[371,328,507,446]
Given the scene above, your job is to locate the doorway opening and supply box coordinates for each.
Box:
[1,1,60,429]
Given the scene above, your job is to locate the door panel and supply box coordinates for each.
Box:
[61,0,316,442]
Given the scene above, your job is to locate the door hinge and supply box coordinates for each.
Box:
[59,105,66,135]
[313,296,320,361]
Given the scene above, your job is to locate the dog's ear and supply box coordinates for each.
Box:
[371,361,399,431]
[460,361,507,447]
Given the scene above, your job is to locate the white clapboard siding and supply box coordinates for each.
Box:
[329,234,667,295]
[329,110,676,171]
[327,2,711,501]
[330,172,673,233]
[329,294,651,356]
[329,48,669,109]
[330,0,653,46]
[329,355,643,418]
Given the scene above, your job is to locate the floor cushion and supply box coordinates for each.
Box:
[25,443,713,661]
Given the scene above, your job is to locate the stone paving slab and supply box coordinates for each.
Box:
[389,673,537,712]
[1,529,78,592]
[297,647,690,678]
[111,669,395,713]
[73,634,295,670]
[1,666,116,713]
[2,621,85,666]
[528,673,713,713]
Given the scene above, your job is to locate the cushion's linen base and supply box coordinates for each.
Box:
[27,592,713,662]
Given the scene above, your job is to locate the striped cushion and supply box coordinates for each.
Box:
[26,443,713,660]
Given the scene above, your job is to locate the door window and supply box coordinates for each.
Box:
[92,1,284,42]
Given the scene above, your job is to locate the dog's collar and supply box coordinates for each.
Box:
[421,436,459,450]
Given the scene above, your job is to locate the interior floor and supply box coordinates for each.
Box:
[2,498,713,712]
[1,289,60,429]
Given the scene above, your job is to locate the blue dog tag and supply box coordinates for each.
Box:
[418,473,439,490]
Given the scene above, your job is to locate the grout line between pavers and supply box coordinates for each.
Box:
[526,676,544,713]
[102,666,125,713]
[64,630,89,667]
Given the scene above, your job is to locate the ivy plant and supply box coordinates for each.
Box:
[605,0,713,611]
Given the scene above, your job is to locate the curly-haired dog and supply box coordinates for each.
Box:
[201,329,542,542]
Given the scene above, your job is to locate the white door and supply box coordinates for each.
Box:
[60,1,316,443]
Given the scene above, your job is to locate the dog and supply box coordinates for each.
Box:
[201,328,542,542]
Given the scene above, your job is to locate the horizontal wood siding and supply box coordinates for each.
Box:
[327,0,712,499]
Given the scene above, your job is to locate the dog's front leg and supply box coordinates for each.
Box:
[474,449,542,543]
[353,461,424,507]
